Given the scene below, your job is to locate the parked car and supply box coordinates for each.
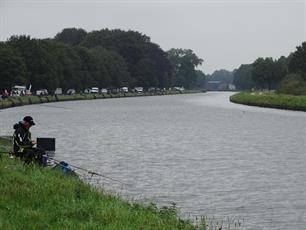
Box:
[66,89,76,95]
[134,87,143,93]
[120,87,128,93]
[91,87,99,94]
[36,89,48,96]
[100,88,107,93]
[173,86,185,92]
[54,88,62,95]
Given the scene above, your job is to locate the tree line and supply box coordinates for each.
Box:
[0,28,206,93]
[233,42,306,95]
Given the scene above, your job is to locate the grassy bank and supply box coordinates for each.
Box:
[230,92,306,112]
[0,137,202,230]
[0,90,201,110]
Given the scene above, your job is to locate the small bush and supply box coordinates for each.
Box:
[278,74,306,95]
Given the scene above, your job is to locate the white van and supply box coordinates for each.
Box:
[91,87,99,94]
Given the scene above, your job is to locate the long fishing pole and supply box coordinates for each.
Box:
[0,150,130,186]
[50,157,131,186]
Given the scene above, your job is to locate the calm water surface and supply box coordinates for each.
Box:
[1,92,305,230]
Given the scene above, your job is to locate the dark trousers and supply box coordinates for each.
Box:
[20,147,46,165]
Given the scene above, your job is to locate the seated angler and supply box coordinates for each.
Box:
[13,116,46,165]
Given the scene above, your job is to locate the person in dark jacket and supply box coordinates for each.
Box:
[13,116,45,165]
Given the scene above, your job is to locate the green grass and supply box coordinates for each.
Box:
[230,92,306,112]
[0,138,201,230]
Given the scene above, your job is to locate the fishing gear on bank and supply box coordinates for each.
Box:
[4,115,129,186]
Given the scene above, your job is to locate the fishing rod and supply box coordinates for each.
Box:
[0,150,130,186]
[49,157,131,186]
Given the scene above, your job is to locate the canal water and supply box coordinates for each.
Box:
[1,92,305,230]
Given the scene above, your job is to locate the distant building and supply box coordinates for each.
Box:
[207,81,236,91]
[207,81,223,91]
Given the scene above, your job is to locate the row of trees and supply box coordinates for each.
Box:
[0,28,206,93]
[233,42,306,94]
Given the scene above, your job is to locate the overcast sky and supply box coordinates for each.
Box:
[0,0,305,74]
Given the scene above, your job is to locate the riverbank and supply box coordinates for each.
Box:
[0,90,202,110]
[230,92,306,112]
[0,137,202,229]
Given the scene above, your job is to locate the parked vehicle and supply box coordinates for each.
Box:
[100,88,107,93]
[91,87,99,93]
[120,87,128,93]
[134,87,143,93]
[54,88,62,95]
[173,86,185,92]
[148,87,156,92]
[36,89,48,96]
[66,89,76,95]
[11,85,28,96]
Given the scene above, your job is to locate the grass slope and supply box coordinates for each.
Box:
[0,138,200,230]
[230,92,306,112]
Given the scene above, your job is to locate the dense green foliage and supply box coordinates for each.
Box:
[233,56,288,91]
[233,42,306,95]
[251,57,287,90]
[0,43,27,89]
[194,70,207,89]
[232,64,255,90]
[167,49,204,89]
[0,138,200,230]
[230,92,306,111]
[0,28,205,93]
[288,42,306,81]
[278,74,306,95]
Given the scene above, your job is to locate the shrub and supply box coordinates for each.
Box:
[278,74,306,95]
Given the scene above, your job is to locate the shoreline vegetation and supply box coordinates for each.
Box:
[0,90,202,110]
[230,92,306,112]
[0,137,202,229]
